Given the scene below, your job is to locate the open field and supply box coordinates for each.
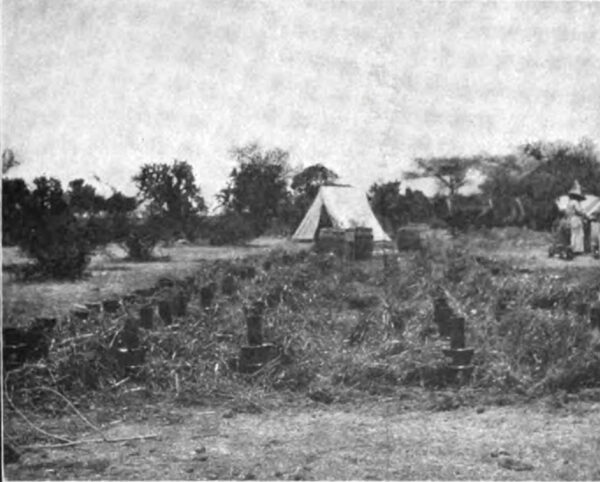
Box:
[463,227,599,270]
[2,238,306,324]
[5,400,600,480]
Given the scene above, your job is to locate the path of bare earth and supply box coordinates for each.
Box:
[6,401,600,480]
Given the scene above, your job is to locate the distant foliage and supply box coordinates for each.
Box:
[432,194,495,231]
[3,174,139,276]
[397,139,600,232]
[121,216,162,261]
[480,139,600,230]
[405,156,481,199]
[17,177,95,279]
[218,143,291,235]
[2,148,19,174]
[67,179,106,215]
[368,181,434,233]
[65,179,135,246]
[101,191,139,243]
[289,164,339,227]
[2,177,30,245]
[403,188,434,224]
[291,164,339,201]
[133,160,206,240]
[369,181,404,233]
[203,212,257,246]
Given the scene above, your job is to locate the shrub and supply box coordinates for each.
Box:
[180,213,206,242]
[23,219,93,278]
[17,177,95,279]
[84,216,116,246]
[121,217,161,261]
[2,178,30,246]
[204,212,257,246]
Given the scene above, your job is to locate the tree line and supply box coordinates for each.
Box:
[1,143,340,278]
[372,138,600,233]
[3,138,600,279]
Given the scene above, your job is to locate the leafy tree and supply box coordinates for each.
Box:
[476,154,529,226]
[203,212,257,246]
[405,156,483,233]
[369,182,434,232]
[26,177,69,215]
[479,139,600,229]
[18,177,94,278]
[67,179,106,215]
[519,139,600,196]
[90,191,139,246]
[289,164,339,228]
[2,148,19,174]
[218,143,291,234]
[291,164,338,200]
[404,188,434,224]
[405,156,481,199]
[104,191,137,214]
[120,215,164,261]
[133,160,206,240]
[2,178,30,245]
[369,181,403,233]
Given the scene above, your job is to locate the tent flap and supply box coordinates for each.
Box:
[556,194,600,217]
[292,186,391,242]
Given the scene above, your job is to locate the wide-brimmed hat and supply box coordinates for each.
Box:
[568,180,586,201]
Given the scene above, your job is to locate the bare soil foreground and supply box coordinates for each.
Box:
[5,400,600,480]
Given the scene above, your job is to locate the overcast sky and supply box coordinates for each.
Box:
[2,0,599,204]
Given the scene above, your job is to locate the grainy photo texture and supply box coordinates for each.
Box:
[2,1,600,480]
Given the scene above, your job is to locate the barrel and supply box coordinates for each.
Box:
[396,224,427,251]
[245,300,265,346]
[350,227,374,260]
[450,316,466,349]
[591,303,600,330]
[316,228,345,256]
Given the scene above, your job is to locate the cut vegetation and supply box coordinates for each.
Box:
[3,228,600,479]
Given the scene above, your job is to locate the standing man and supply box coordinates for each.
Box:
[565,180,588,255]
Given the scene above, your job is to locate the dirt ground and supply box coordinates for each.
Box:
[465,228,600,270]
[5,400,600,480]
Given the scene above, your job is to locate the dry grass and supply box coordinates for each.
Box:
[4,229,600,412]
[3,228,600,480]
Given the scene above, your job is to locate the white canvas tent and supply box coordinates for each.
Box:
[556,194,600,217]
[292,185,391,242]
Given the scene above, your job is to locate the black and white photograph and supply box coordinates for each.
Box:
[2,0,600,480]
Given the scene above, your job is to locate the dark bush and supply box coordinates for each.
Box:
[17,177,95,279]
[2,178,30,246]
[84,216,115,246]
[205,212,257,246]
[121,218,161,261]
[23,220,93,278]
